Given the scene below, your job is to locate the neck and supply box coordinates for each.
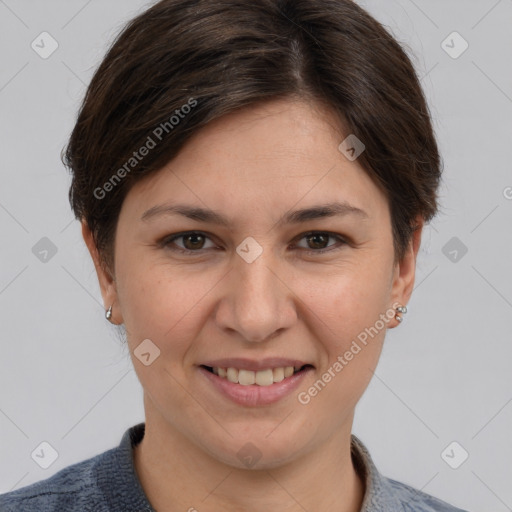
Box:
[133,403,365,512]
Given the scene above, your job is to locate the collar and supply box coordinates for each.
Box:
[351,433,404,511]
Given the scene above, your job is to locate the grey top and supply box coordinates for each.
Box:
[0,422,468,511]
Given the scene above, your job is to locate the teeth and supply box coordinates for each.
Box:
[255,369,273,386]
[238,369,255,386]
[227,367,238,383]
[272,367,285,383]
[211,365,303,386]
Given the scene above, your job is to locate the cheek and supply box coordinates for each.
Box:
[297,271,389,419]
[116,257,220,355]
[295,258,393,344]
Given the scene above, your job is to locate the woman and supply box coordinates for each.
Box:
[0,0,469,510]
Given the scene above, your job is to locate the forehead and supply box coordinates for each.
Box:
[120,98,388,226]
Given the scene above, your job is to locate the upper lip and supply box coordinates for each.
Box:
[199,358,313,372]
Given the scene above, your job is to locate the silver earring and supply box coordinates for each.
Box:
[105,304,113,322]
[395,305,407,323]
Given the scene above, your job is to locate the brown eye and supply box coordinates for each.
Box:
[295,231,347,254]
[182,233,206,250]
[305,233,330,250]
[163,231,216,253]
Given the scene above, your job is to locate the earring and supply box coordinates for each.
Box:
[395,305,407,323]
[105,304,113,323]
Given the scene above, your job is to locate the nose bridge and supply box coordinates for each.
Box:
[219,244,295,343]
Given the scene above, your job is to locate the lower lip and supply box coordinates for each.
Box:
[198,366,314,407]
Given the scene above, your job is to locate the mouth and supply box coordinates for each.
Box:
[200,364,314,386]
[197,357,315,406]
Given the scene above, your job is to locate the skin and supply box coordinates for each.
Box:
[83,97,423,512]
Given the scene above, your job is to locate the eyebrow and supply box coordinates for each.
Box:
[140,201,369,226]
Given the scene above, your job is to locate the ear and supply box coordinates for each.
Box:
[389,216,424,328]
[81,220,121,325]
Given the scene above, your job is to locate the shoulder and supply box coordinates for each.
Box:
[350,434,469,512]
[0,447,115,512]
[383,476,469,512]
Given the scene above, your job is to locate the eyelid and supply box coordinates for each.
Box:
[160,230,218,252]
[293,231,348,253]
[161,230,348,254]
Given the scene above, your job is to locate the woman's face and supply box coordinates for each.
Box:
[85,98,420,469]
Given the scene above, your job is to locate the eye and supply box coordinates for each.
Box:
[294,231,347,254]
[160,230,347,255]
[161,231,217,253]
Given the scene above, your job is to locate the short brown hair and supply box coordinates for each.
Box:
[63,0,442,273]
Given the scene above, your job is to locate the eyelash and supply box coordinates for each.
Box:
[160,231,348,256]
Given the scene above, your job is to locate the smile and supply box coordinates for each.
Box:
[202,365,312,386]
[198,363,315,407]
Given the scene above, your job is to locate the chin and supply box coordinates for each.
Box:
[200,429,312,471]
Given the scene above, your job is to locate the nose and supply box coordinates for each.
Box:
[214,249,297,343]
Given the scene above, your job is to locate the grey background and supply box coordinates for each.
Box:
[0,1,511,510]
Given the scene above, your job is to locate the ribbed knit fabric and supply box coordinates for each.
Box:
[0,422,468,511]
